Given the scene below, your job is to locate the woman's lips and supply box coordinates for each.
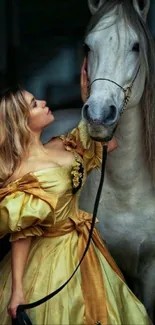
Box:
[47,108,51,114]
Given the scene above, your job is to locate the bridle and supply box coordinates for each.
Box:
[87,65,141,114]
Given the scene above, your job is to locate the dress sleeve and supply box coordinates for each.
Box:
[0,191,52,242]
[64,120,103,173]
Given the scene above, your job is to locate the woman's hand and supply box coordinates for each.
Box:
[106,137,118,152]
[8,289,26,319]
[9,237,32,318]
[81,57,89,103]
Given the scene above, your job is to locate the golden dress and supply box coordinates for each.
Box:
[0,121,150,325]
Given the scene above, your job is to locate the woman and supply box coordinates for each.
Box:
[0,60,150,325]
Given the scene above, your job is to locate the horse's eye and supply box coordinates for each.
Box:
[83,43,90,56]
[132,43,140,52]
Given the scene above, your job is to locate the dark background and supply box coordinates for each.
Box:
[0,0,91,110]
[0,0,155,112]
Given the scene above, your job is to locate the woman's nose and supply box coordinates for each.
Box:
[42,100,47,107]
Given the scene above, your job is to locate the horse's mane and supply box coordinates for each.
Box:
[85,0,155,181]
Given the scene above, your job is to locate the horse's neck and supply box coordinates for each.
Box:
[106,104,153,193]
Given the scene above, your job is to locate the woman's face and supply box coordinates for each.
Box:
[24,90,54,132]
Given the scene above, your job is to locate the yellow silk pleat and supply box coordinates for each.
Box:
[43,210,124,325]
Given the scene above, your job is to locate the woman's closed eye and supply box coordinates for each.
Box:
[31,100,37,108]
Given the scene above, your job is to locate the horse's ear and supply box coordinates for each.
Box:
[88,0,105,15]
[132,0,150,21]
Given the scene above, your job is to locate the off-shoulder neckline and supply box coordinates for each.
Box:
[5,151,83,186]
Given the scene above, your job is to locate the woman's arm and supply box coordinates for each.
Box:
[8,237,32,319]
[11,237,32,290]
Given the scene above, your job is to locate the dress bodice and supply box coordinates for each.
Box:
[0,120,102,241]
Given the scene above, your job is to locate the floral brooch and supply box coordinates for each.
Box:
[71,158,84,194]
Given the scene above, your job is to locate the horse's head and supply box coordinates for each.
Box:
[82,0,150,140]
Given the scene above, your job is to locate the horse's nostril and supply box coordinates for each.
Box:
[84,104,89,110]
[83,104,89,120]
[109,105,117,120]
[104,105,117,126]
[83,103,117,126]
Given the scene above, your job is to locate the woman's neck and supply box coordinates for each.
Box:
[26,133,46,159]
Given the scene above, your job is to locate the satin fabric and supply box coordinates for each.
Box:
[0,121,150,324]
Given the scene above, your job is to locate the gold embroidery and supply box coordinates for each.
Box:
[59,132,85,194]
[71,156,84,194]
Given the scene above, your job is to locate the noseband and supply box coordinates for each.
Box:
[87,65,140,114]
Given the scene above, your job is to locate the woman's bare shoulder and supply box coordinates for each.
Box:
[44,136,63,150]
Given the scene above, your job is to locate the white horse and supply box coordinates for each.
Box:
[41,0,155,321]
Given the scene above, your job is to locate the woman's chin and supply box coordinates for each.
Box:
[48,113,55,124]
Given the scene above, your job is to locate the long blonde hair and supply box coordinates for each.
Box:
[0,86,32,187]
